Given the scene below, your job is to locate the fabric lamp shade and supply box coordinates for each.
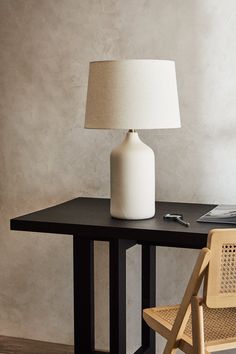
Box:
[85,60,181,130]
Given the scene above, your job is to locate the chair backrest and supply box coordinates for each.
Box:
[204,229,236,308]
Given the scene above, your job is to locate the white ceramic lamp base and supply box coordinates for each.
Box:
[110,131,155,220]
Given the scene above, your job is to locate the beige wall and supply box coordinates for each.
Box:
[1,1,236,353]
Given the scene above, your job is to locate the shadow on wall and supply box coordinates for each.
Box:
[140,1,204,204]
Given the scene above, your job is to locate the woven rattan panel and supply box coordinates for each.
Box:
[220,243,236,294]
[152,305,236,342]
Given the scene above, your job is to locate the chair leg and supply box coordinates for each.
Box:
[191,296,205,354]
[163,305,191,354]
[163,346,177,354]
[164,349,177,354]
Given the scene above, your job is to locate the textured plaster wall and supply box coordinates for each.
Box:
[1,0,236,353]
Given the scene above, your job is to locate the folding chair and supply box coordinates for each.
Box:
[143,229,236,353]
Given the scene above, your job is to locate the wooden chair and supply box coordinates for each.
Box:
[143,229,236,354]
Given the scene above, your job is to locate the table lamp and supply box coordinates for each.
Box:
[84,60,181,220]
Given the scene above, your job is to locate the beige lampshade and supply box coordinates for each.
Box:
[85,60,181,130]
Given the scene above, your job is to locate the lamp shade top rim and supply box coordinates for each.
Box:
[90,59,175,64]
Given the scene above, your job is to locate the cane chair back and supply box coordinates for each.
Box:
[204,229,236,308]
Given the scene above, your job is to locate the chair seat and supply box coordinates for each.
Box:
[143,305,236,352]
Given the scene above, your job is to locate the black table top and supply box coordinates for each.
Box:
[10,197,233,249]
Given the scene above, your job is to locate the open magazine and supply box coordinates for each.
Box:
[197,205,236,224]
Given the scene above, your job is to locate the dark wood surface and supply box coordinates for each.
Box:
[0,335,73,354]
[10,197,231,249]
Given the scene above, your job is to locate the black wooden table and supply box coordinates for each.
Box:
[10,197,229,354]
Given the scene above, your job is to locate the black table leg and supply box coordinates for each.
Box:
[73,235,94,354]
[141,245,156,354]
[73,237,155,354]
[109,239,136,354]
